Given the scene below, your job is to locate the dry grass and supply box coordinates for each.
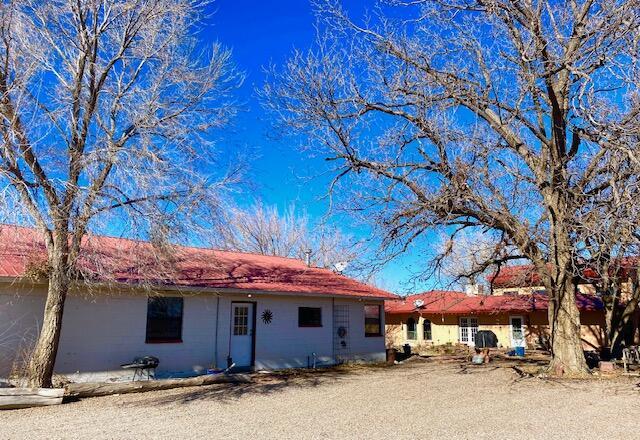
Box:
[2,357,639,439]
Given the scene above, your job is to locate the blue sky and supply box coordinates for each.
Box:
[205,1,435,293]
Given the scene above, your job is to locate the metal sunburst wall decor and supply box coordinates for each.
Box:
[261,309,273,324]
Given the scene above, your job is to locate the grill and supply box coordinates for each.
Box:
[121,356,159,381]
[474,330,498,348]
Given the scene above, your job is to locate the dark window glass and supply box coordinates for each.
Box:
[146,297,183,343]
[423,319,432,340]
[407,317,417,340]
[298,307,322,327]
[364,305,382,336]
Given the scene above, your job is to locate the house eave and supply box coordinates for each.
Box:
[0,276,391,301]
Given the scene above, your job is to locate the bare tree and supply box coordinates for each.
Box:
[433,229,516,291]
[576,167,640,355]
[264,0,640,375]
[212,202,365,272]
[0,0,242,387]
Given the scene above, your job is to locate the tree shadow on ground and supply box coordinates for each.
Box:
[120,365,383,407]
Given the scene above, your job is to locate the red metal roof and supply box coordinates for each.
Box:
[488,260,640,288]
[487,265,543,288]
[0,225,397,299]
[385,290,468,314]
[385,290,603,315]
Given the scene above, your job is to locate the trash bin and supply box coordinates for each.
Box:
[515,346,525,357]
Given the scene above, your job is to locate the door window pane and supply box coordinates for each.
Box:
[470,318,478,343]
[234,306,249,335]
[512,317,524,339]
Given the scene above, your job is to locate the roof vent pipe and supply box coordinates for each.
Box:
[304,249,312,267]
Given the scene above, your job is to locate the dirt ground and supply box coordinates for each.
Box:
[2,357,640,440]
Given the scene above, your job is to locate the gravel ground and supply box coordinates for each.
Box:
[2,358,640,440]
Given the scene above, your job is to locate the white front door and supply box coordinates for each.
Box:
[230,303,255,367]
[510,315,525,347]
[459,317,478,346]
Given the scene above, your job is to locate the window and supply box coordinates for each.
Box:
[364,305,382,336]
[423,319,432,341]
[406,317,417,340]
[298,307,322,327]
[146,297,183,343]
[233,305,249,335]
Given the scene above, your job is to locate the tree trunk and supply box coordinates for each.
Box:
[608,298,639,355]
[26,244,69,388]
[601,275,640,357]
[604,304,616,358]
[547,282,590,377]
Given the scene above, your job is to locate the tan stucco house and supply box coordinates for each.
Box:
[385,265,614,351]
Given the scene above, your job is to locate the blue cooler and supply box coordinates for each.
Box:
[515,346,525,357]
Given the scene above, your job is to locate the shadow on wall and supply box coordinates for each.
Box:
[582,325,606,352]
[255,356,335,370]
[0,315,39,380]
[526,325,551,350]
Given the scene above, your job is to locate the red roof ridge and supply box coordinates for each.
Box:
[0,223,316,266]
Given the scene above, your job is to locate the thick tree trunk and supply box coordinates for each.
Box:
[542,182,590,376]
[547,282,590,377]
[26,243,69,388]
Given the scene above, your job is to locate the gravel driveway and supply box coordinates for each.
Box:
[2,358,639,439]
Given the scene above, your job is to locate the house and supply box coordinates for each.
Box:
[385,263,625,351]
[385,289,605,350]
[0,225,396,380]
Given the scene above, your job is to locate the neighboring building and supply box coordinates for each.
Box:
[385,263,624,351]
[0,225,396,380]
[385,290,605,350]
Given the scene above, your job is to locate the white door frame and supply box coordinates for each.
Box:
[229,301,256,368]
[459,316,478,346]
[509,315,525,348]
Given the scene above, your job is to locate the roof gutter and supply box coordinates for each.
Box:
[0,276,394,301]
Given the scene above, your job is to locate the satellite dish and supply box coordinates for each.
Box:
[333,261,349,273]
[414,299,425,308]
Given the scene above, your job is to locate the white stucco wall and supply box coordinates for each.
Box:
[336,297,386,363]
[0,283,386,380]
[215,295,386,370]
[0,285,219,379]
